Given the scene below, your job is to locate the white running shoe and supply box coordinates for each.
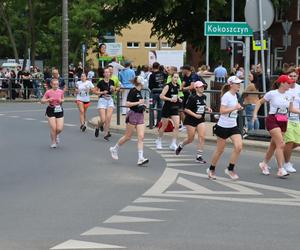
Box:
[206,168,217,180]
[283,162,296,173]
[156,139,162,150]
[225,169,239,180]
[259,162,270,175]
[50,143,57,149]
[179,126,186,132]
[169,143,177,151]
[109,147,119,160]
[277,167,289,178]
[137,158,149,166]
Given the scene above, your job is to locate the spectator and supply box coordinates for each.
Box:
[22,71,33,99]
[119,61,135,115]
[109,57,124,77]
[139,65,151,107]
[214,61,227,83]
[45,69,66,91]
[87,68,95,82]
[236,67,245,79]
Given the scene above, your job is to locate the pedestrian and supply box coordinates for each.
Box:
[176,81,212,163]
[109,57,124,77]
[155,72,182,151]
[75,73,95,131]
[41,79,64,148]
[283,68,300,173]
[207,76,244,180]
[243,72,260,131]
[109,76,149,166]
[214,61,227,83]
[45,69,66,91]
[253,75,300,177]
[94,68,115,141]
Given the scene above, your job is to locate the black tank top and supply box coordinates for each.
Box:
[163,83,180,109]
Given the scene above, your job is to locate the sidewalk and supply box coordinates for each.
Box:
[88,113,300,156]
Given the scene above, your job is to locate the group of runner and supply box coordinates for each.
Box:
[41,67,300,180]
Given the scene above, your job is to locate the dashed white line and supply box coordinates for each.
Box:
[104,215,164,223]
[7,115,19,118]
[23,118,37,121]
[81,226,147,236]
[50,240,125,249]
[120,205,174,212]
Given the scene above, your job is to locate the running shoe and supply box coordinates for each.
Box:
[50,143,57,149]
[99,121,104,132]
[137,158,149,166]
[277,167,289,178]
[109,147,118,160]
[80,124,84,130]
[95,128,99,137]
[108,131,112,137]
[225,169,239,180]
[56,135,60,144]
[175,144,183,155]
[196,156,206,164]
[169,143,177,151]
[259,162,270,175]
[283,162,296,173]
[155,139,162,150]
[81,124,87,132]
[179,126,186,132]
[206,168,216,180]
[104,134,110,141]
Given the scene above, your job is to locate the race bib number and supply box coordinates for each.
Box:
[277,107,288,114]
[54,105,62,113]
[196,105,205,114]
[80,91,87,97]
[229,111,238,118]
[289,112,300,121]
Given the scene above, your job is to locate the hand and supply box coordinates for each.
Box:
[171,98,177,103]
[139,99,145,105]
[178,98,183,103]
[195,114,203,119]
[103,90,108,95]
[252,114,257,122]
[48,97,54,102]
[207,107,212,113]
[236,104,243,110]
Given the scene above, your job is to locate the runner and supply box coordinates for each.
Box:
[253,74,300,177]
[41,79,64,148]
[155,72,182,151]
[283,68,300,173]
[75,73,94,131]
[207,76,243,180]
[176,81,212,163]
[109,76,149,166]
[94,68,115,141]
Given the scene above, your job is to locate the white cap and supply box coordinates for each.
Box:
[227,76,243,84]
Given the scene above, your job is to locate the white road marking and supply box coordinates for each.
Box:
[81,226,147,236]
[40,120,48,123]
[104,215,164,223]
[7,115,19,118]
[0,114,4,116]
[161,154,192,157]
[64,123,76,127]
[142,168,300,207]
[23,118,37,121]
[166,163,201,167]
[50,239,125,249]
[164,158,195,162]
[120,205,174,212]
[133,197,184,203]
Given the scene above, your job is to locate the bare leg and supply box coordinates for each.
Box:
[269,128,286,169]
[48,117,57,144]
[229,134,243,165]
[210,137,226,167]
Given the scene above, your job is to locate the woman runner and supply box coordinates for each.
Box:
[75,73,94,131]
[94,68,115,141]
[254,75,300,177]
[41,79,64,148]
[155,72,182,151]
[109,76,149,166]
[176,81,212,163]
[207,76,243,180]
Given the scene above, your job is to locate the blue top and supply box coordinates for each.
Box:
[119,68,135,88]
[214,66,227,79]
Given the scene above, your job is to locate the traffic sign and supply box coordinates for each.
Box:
[245,0,274,32]
[204,22,253,36]
[252,40,267,51]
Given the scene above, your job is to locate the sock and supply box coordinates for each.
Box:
[197,150,203,157]
[179,143,184,148]
[209,165,216,171]
[228,163,235,171]
[172,138,176,145]
[138,150,144,160]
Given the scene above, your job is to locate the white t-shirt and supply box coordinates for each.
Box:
[217,91,238,128]
[87,71,95,81]
[287,84,300,122]
[264,89,292,115]
[76,80,94,102]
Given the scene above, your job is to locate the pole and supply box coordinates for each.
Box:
[206,0,209,66]
[244,37,250,87]
[254,51,258,68]
[230,0,234,69]
[62,0,69,83]
[267,36,271,78]
[258,0,266,93]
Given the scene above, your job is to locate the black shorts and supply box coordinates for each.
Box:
[46,106,64,118]
[184,117,205,127]
[214,125,241,139]
[161,106,179,118]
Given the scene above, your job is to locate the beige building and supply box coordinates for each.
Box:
[87,21,185,68]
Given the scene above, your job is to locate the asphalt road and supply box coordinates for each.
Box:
[0,102,300,250]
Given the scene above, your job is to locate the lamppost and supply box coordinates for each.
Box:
[206,0,209,67]
[62,0,68,82]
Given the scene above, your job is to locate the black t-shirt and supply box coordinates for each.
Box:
[149,71,165,92]
[163,83,180,109]
[127,87,143,112]
[185,94,207,121]
[97,79,114,97]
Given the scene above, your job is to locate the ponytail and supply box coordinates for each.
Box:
[271,80,280,90]
[221,84,231,96]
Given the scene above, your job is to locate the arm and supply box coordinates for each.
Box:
[220,103,243,115]
[289,102,300,114]
[41,92,50,104]
[253,98,266,120]
[159,85,172,101]
[184,108,202,119]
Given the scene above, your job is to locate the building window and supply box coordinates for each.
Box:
[127,42,139,48]
[161,42,172,49]
[297,47,300,66]
[144,42,157,48]
[274,47,284,70]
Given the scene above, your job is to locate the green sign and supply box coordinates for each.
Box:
[205,21,253,37]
